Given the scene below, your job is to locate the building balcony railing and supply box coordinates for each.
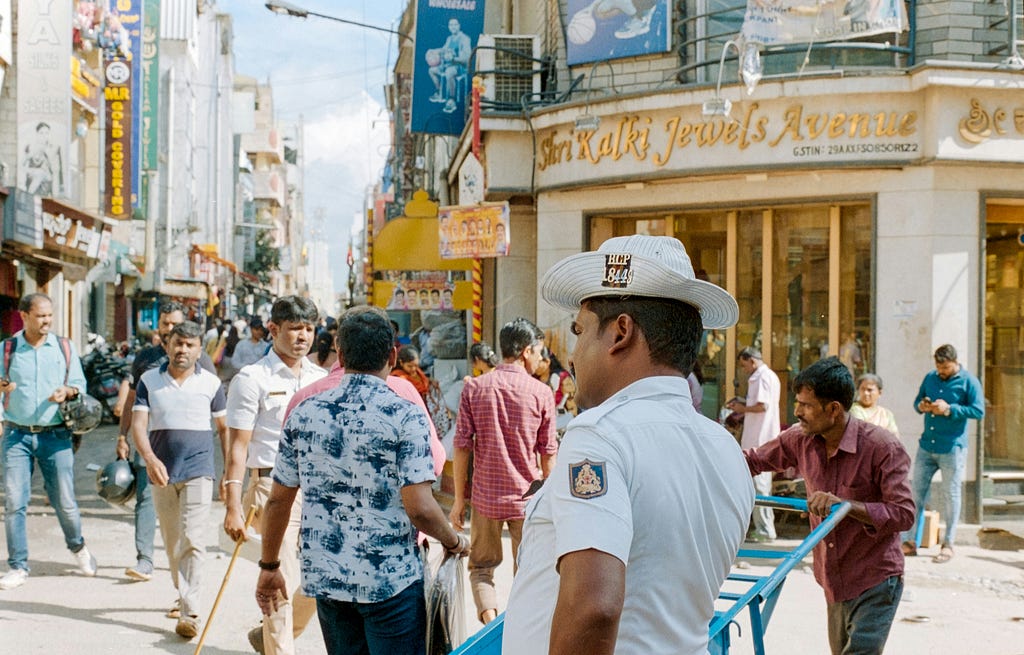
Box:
[676,0,918,87]
[469,0,1024,119]
[240,128,284,165]
[251,169,285,207]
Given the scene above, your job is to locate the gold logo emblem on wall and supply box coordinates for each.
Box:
[957,98,1019,144]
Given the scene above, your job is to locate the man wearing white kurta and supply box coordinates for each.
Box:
[728,347,782,541]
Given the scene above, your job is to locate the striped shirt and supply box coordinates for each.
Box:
[135,363,227,484]
[454,363,558,520]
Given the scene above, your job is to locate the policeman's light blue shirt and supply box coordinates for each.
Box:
[1,332,87,426]
[913,367,984,453]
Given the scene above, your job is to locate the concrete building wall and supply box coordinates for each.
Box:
[532,159,1024,482]
[492,202,540,332]
[916,0,1013,63]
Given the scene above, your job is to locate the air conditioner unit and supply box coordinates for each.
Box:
[477,34,541,106]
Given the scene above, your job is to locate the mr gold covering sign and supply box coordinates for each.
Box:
[104,58,132,220]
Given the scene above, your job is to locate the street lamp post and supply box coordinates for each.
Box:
[265,1,413,44]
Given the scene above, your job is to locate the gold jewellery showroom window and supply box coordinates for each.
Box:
[590,203,873,426]
[985,203,1024,474]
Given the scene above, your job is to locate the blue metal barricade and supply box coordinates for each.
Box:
[452,495,850,655]
[709,496,851,655]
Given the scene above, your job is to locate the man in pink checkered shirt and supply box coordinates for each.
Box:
[450,317,558,624]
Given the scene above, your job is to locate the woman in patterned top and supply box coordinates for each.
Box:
[850,373,899,437]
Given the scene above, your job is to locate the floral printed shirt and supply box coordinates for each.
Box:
[275,373,435,603]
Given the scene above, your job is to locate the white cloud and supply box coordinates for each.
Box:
[301,90,392,291]
[221,0,407,297]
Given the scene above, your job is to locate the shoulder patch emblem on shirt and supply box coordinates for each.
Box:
[569,459,607,499]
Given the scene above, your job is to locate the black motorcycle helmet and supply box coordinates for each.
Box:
[60,394,104,435]
[96,460,136,505]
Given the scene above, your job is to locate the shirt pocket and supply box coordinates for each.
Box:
[261,391,290,418]
[837,481,875,503]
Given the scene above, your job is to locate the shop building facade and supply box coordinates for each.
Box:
[428,1,1024,520]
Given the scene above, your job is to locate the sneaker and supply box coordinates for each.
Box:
[443,99,457,114]
[744,532,774,544]
[125,558,153,581]
[429,92,445,103]
[75,546,98,577]
[166,599,182,619]
[175,615,200,639]
[0,568,28,590]
[615,8,653,39]
[247,624,265,654]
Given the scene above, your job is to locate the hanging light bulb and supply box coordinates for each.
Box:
[741,42,763,96]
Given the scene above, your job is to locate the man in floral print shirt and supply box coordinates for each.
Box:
[254,306,467,655]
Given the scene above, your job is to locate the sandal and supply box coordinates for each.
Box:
[901,540,918,557]
[932,545,954,563]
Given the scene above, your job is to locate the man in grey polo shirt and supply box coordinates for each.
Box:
[131,321,227,639]
[223,296,326,655]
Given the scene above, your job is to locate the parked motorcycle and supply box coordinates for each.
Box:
[81,341,130,424]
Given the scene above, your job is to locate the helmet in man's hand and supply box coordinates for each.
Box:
[96,459,136,505]
[60,393,103,435]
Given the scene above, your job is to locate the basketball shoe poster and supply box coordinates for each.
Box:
[565,0,672,66]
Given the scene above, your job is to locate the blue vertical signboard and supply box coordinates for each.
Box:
[410,0,485,136]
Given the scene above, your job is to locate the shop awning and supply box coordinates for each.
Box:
[192,244,238,273]
[158,278,209,300]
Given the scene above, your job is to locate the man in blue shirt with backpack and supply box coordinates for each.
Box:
[0,293,95,590]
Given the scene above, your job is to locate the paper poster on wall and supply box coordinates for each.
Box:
[439,202,510,259]
[565,0,672,66]
[741,0,907,46]
[380,271,463,311]
[17,0,72,199]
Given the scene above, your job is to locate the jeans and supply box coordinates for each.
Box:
[3,425,85,571]
[152,477,212,618]
[132,456,155,564]
[317,579,426,655]
[826,575,903,654]
[902,445,966,546]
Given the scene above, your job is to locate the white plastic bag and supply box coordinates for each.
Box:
[425,552,467,655]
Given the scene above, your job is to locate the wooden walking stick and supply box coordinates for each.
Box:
[194,506,258,655]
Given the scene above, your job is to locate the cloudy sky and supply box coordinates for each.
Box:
[219,0,408,292]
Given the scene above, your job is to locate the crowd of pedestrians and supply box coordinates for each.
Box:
[0,234,988,655]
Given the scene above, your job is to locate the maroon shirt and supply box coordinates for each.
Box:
[454,363,558,520]
[745,417,914,603]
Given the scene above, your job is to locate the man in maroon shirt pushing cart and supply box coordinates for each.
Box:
[745,356,914,655]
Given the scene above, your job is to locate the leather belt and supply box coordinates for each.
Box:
[4,422,62,434]
[250,467,274,478]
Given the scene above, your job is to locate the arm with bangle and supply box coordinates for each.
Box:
[255,481,297,616]
[223,427,254,541]
[401,481,470,556]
